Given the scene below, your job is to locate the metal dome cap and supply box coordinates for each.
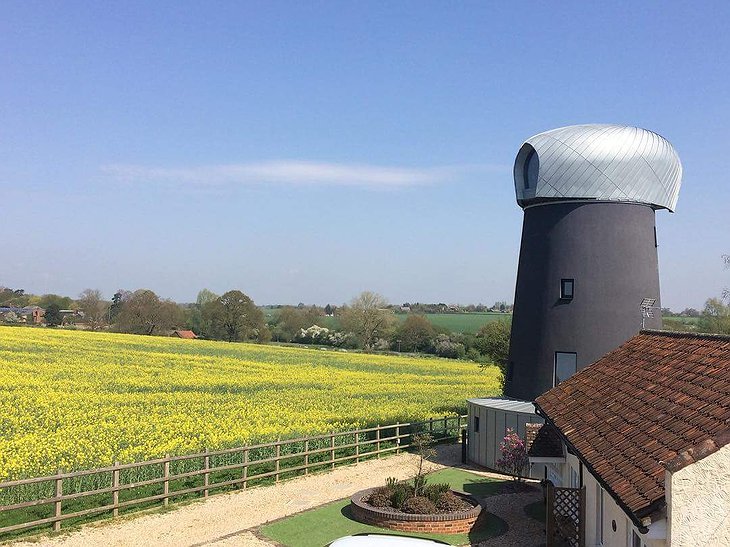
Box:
[513,124,682,211]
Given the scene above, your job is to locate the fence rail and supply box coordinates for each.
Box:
[0,414,466,537]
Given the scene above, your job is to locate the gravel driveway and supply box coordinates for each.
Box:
[10,445,544,547]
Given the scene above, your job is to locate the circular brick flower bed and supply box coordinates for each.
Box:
[350,487,482,535]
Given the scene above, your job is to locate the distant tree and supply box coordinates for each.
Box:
[196,288,219,307]
[340,291,396,350]
[77,289,108,331]
[39,294,73,310]
[324,304,333,317]
[698,297,730,334]
[475,320,511,370]
[2,311,19,323]
[203,290,266,342]
[115,289,183,335]
[432,334,465,359]
[187,289,219,336]
[109,290,131,322]
[44,303,63,327]
[393,314,436,353]
[0,288,28,306]
[274,306,320,342]
[680,308,700,317]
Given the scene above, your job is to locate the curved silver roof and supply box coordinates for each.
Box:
[513,124,682,211]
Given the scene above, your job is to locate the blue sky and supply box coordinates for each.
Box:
[1,2,728,309]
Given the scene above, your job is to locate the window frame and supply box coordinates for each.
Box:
[554,351,577,387]
[473,415,480,433]
[560,278,574,300]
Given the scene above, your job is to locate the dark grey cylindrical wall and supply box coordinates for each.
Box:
[504,201,662,401]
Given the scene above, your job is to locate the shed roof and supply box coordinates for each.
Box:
[468,397,536,414]
[535,330,730,520]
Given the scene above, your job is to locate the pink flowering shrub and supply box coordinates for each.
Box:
[495,428,528,480]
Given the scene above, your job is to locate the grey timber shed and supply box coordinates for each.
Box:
[467,397,544,479]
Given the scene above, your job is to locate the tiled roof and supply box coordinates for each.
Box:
[526,423,564,458]
[173,330,198,339]
[535,330,730,519]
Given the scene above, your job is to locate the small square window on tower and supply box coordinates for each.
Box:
[560,278,574,300]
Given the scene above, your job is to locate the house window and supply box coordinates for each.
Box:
[473,415,480,433]
[554,352,577,386]
[560,278,574,300]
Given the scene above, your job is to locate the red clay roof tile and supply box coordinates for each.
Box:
[535,330,730,518]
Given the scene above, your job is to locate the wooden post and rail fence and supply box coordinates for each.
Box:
[0,414,467,537]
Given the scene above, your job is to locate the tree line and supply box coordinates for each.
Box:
[0,286,512,371]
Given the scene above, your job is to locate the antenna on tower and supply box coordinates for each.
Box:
[640,298,657,329]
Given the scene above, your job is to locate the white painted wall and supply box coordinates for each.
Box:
[666,444,730,547]
[562,453,664,547]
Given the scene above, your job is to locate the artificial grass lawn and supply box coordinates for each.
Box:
[258,468,510,547]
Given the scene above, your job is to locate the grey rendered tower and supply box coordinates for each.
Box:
[504,125,682,401]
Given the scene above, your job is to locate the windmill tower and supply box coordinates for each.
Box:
[504,125,682,401]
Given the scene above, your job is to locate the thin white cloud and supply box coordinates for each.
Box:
[101,160,508,190]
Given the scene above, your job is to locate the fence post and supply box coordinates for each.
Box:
[275,438,281,483]
[112,461,120,517]
[54,470,63,532]
[355,431,360,463]
[376,425,381,458]
[457,414,462,432]
[243,448,249,490]
[330,432,335,470]
[443,415,448,437]
[163,455,170,507]
[429,417,433,434]
[546,481,554,547]
[203,449,210,498]
[395,423,400,454]
[304,440,309,474]
[461,429,468,464]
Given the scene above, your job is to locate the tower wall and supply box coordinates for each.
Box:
[504,201,662,401]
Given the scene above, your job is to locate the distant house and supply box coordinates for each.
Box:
[0,306,44,324]
[30,307,44,324]
[172,330,198,339]
[529,330,730,547]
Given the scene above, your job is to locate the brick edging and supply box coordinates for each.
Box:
[350,487,482,534]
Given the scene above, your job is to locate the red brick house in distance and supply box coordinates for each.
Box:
[529,330,729,547]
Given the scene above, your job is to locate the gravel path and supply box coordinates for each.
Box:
[11,446,546,547]
[473,488,544,547]
[12,446,461,547]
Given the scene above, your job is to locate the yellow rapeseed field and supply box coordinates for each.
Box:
[0,326,501,480]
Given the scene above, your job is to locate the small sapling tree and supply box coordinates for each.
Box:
[411,432,436,496]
